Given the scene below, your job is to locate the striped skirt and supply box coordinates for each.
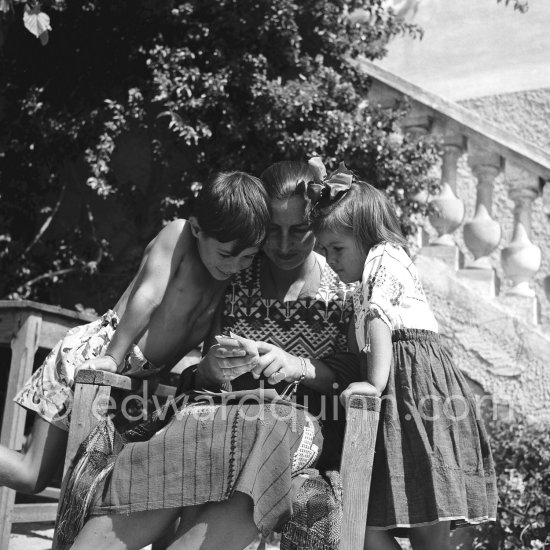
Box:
[89,400,322,536]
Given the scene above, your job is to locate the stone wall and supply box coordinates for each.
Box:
[416,254,550,423]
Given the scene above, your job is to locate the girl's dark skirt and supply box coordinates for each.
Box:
[367,329,497,530]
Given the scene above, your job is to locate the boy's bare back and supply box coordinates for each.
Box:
[113,219,228,370]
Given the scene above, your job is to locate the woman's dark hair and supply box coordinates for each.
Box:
[260,161,314,200]
[193,171,271,253]
[309,180,409,255]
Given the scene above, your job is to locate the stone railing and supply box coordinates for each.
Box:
[356,58,550,325]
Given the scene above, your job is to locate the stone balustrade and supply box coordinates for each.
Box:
[355,58,550,325]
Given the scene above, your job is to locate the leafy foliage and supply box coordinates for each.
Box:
[473,419,550,549]
[0,0,440,310]
[496,0,529,13]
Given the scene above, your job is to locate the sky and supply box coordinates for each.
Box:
[376,0,550,100]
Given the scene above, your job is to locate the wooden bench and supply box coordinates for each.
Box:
[55,369,381,549]
[0,300,96,550]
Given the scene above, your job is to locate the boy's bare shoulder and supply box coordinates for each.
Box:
[149,219,193,257]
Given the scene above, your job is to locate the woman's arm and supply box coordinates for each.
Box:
[250,342,336,394]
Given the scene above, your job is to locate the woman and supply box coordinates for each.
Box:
[69,161,359,550]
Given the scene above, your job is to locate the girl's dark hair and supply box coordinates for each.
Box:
[193,171,270,253]
[309,180,409,255]
[260,161,314,200]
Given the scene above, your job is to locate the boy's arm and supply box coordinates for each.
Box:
[102,220,187,371]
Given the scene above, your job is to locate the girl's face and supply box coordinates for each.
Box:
[315,230,366,283]
[263,195,316,270]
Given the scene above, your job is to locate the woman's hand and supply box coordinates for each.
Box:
[198,336,259,385]
[77,355,118,375]
[252,341,303,386]
[340,381,380,409]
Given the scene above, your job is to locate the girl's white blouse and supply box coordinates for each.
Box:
[353,242,438,352]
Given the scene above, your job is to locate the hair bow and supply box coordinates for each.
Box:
[306,157,353,206]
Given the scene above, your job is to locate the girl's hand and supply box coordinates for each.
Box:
[340,381,380,409]
[253,341,303,385]
[77,355,119,375]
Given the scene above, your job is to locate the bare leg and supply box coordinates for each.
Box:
[168,492,258,550]
[409,521,451,550]
[364,528,402,550]
[71,508,182,550]
[0,416,67,493]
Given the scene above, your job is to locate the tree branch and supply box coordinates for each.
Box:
[23,179,67,256]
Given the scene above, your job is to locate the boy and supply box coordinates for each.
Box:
[0,170,270,495]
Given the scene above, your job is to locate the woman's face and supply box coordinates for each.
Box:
[263,195,316,270]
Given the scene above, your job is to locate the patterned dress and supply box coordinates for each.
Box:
[54,253,359,549]
[224,252,355,377]
[354,242,497,530]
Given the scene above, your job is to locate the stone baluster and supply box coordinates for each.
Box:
[458,147,502,296]
[500,176,542,324]
[401,108,432,248]
[420,133,465,270]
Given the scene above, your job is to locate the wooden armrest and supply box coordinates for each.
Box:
[75,369,139,391]
[339,394,381,550]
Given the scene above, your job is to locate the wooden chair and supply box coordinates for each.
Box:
[54,369,381,549]
[0,300,96,550]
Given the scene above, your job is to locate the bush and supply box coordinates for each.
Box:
[473,419,550,549]
[0,1,439,310]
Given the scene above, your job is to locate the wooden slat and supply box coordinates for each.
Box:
[0,312,43,550]
[37,316,86,350]
[75,369,139,391]
[339,394,381,550]
[36,487,61,501]
[1,313,42,450]
[11,503,58,523]
[0,300,96,323]
[63,383,112,476]
[0,302,95,348]
[355,58,550,181]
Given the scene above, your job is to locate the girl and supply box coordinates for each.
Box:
[308,159,497,550]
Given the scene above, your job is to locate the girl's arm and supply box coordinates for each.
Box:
[89,220,187,372]
[339,317,391,407]
[360,316,392,394]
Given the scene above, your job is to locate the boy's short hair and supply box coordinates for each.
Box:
[194,171,270,254]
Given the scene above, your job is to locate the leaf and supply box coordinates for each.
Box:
[23,4,51,45]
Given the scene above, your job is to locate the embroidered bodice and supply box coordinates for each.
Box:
[223,253,355,359]
[353,243,438,352]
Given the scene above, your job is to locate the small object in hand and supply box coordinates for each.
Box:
[214,335,247,356]
[271,369,285,382]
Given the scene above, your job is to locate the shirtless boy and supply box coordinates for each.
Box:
[0,170,270,495]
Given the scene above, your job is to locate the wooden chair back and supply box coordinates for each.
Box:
[55,369,380,550]
[0,300,95,550]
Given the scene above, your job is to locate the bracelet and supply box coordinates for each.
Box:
[297,357,307,383]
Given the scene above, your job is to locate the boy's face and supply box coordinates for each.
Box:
[263,195,316,271]
[315,230,366,283]
[190,218,259,280]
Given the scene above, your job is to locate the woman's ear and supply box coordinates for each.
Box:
[188,216,202,238]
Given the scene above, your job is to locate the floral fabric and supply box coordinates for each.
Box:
[353,242,438,352]
[14,310,160,431]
